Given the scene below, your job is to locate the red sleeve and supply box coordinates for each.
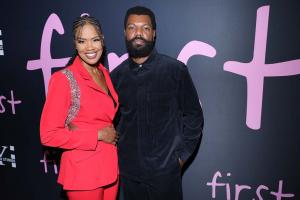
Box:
[40,71,98,150]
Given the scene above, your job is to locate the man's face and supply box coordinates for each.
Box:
[125,14,156,58]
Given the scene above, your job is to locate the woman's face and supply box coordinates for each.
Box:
[75,23,103,68]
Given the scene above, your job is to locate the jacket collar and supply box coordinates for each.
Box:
[69,56,119,108]
[71,56,105,80]
[129,48,157,71]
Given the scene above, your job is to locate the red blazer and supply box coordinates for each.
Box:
[40,56,119,190]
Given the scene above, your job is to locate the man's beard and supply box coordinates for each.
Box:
[125,36,155,58]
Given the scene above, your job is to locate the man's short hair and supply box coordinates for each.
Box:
[124,6,156,30]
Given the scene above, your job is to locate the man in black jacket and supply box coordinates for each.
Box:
[111,6,204,200]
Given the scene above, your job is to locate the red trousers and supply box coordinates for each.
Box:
[66,180,118,200]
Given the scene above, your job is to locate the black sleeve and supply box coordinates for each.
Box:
[177,65,204,162]
[110,69,121,128]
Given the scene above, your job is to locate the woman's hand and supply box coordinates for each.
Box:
[67,123,78,131]
[98,125,118,145]
[68,123,118,145]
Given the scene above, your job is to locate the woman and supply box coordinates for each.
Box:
[40,15,119,200]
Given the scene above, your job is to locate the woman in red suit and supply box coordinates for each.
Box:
[40,15,119,200]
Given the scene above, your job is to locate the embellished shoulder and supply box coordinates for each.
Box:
[61,69,81,126]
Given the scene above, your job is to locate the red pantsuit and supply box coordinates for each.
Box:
[40,56,119,199]
[66,179,118,200]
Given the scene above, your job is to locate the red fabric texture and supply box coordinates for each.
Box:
[66,179,119,200]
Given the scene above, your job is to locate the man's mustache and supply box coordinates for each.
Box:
[130,36,147,42]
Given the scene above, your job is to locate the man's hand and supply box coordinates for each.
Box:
[178,158,185,169]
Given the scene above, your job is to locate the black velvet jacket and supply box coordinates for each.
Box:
[111,49,203,180]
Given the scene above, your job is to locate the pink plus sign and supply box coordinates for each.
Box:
[224,6,300,130]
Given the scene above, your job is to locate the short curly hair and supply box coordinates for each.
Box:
[124,6,156,30]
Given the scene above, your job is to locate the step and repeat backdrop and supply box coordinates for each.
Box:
[0,0,299,199]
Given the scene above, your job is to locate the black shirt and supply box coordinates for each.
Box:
[111,49,203,180]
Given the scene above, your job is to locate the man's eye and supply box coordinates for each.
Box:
[127,26,135,30]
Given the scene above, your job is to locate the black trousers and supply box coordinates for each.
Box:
[120,173,183,200]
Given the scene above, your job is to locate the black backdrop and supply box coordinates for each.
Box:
[0,0,299,199]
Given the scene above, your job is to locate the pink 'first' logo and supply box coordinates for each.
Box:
[26,6,300,130]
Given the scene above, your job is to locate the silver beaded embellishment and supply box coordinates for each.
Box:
[62,69,80,126]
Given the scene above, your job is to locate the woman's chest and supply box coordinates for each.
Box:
[77,84,116,121]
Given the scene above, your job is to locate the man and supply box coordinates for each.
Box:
[111,6,204,200]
